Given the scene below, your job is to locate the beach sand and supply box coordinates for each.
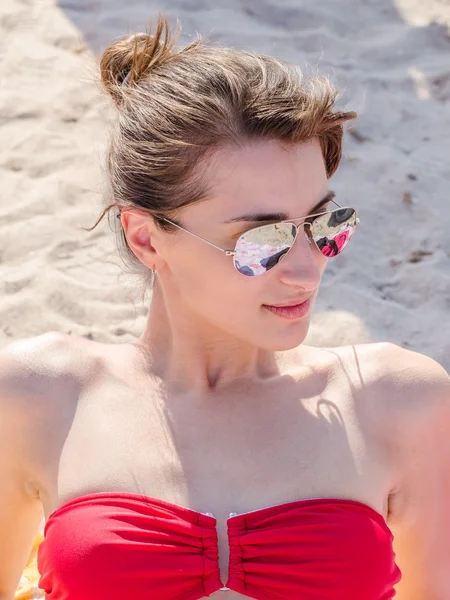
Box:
[1,0,449,597]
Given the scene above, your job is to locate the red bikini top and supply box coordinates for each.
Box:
[37,492,402,600]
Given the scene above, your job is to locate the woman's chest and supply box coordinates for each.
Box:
[44,371,390,509]
[37,363,395,595]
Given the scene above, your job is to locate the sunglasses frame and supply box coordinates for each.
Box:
[116,198,360,273]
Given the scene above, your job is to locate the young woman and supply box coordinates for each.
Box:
[1,15,450,600]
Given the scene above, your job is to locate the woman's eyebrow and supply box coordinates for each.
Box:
[222,191,336,224]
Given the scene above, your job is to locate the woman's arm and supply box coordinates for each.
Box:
[0,332,68,600]
[0,340,48,599]
[385,346,450,600]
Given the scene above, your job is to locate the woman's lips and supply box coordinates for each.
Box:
[263,298,311,320]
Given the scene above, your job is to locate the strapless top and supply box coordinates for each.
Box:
[37,491,402,599]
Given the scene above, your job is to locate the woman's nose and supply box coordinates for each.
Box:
[277,224,323,287]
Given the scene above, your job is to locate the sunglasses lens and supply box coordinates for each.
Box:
[310,208,357,257]
[234,222,297,276]
[233,208,358,276]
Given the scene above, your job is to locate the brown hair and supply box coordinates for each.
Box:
[85,14,356,302]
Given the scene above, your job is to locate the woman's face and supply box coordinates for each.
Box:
[150,138,331,351]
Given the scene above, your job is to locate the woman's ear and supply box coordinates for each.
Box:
[120,209,158,269]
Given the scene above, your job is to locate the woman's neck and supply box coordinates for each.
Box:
[136,283,282,394]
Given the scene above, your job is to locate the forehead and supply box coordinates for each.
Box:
[192,138,329,223]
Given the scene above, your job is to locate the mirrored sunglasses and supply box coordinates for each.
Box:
[117,204,360,277]
[233,206,359,276]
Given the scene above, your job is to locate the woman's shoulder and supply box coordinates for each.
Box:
[0,331,68,398]
[0,330,104,413]
[0,331,107,486]
[322,341,449,426]
[355,342,447,400]
[318,340,447,385]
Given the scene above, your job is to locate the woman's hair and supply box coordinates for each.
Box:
[85,14,356,302]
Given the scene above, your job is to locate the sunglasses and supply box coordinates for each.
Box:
[117,198,359,277]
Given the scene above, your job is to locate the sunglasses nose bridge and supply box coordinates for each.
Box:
[294,221,313,244]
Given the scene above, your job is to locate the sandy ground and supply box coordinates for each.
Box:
[1,0,449,369]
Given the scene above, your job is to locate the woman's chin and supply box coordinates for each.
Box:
[257,320,311,351]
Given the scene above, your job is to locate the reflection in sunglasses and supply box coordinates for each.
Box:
[310,209,355,236]
[235,237,289,276]
[260,248,290,269]
[233,209,357,276]
[242,224,294,246]
[315,225,354,257]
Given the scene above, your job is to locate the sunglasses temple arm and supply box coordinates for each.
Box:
[160,217,235,256]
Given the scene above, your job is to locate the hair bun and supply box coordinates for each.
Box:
[100,16,179,106]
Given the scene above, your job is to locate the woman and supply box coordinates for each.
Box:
[2,15,450,600]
